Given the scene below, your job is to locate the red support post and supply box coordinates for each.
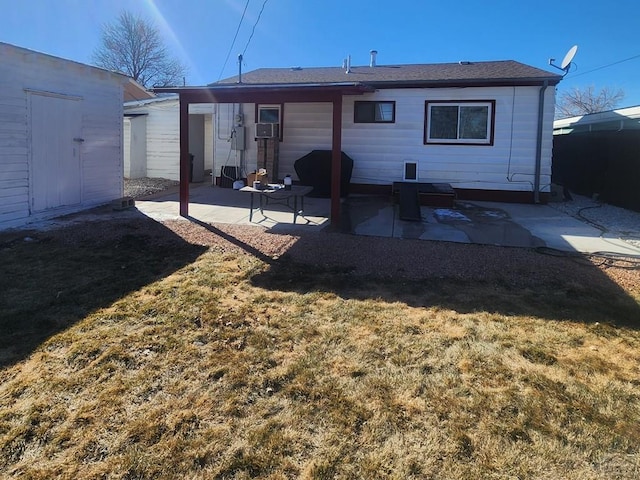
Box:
[179,95,190,217]
[331,95,343,226]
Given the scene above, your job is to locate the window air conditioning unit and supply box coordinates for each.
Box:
[255,123,279,138]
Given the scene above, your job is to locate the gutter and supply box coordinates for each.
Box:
[367,77,561,89]
[533,80,549,204]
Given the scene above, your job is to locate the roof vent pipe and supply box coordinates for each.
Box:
[346,55,351,74]
[237,54,243,84]
[370,50,378,67]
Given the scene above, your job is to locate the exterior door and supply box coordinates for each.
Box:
[30,93,82,212]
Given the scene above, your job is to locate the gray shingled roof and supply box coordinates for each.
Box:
[213,60,561,87]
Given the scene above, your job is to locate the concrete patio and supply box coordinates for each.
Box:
[134,183,640,257]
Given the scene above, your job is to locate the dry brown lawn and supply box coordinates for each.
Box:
[1,217,639,479]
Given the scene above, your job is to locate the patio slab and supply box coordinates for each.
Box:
[133,185,640,257]
[136,184,330,231]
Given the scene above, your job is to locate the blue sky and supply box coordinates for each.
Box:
[2,0,639,107]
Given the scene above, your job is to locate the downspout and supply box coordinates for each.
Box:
[534,80,549,204]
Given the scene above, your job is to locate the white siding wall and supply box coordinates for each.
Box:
[343,86,555,192]
[215,102,332,180]
[123,116,147,179]
[0,83,29,225]
[123,118,132,177]
[213,103,256,180]
[124,100,215,181]
[188,114,205,182]
[279,102,333,179]
[204,114,214,173]
[215,86,555,194]
[138,101,179,180]
[0,43,125,229]
[190,104,215,178]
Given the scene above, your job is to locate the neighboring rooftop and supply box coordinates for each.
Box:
[554,105,640,134]
[124,94,178,108]
[213,60,561,87]
[124,78,155,102]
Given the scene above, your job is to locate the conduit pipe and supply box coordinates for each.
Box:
[534,80,549,204]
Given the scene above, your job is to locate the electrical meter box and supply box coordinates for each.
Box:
[231,127,245,151]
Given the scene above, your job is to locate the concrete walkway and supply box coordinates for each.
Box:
[136,183,331,231]
[133,184,640,257]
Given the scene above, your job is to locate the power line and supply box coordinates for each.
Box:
[242,0,269,56]
[217,0,251,82]
[568,53,640,79]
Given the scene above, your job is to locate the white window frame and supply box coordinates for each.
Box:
[403,161,418,181]
[257,104,281,124]
[425,100,495,145]
[256,103,283,141]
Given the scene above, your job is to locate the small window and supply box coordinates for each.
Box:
[258,105,280,123]
[256,104,283,140]
[425,100,495,145]
[354,101,395,123]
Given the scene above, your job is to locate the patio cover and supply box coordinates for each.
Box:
[153,82,375,225]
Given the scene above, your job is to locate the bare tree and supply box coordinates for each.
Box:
[556,86,625,118]
[93,11,186,88]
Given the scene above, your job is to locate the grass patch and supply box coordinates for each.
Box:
[1,221,640,478]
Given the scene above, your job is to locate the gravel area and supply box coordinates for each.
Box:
[15,214,633,293]
[161,220,639,292]
[3,181,639,293]
[548,194,640,248]
[124,177,179,199]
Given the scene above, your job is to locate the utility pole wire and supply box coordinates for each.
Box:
[242,0,269,57]
[568,53,640,78]
[217,0,251,82]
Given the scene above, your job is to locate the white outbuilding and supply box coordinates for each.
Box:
[0,42,129,229]
[123,95,213,183]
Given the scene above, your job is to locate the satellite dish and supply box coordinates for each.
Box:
[549,45,578,76]
[561,45,578,70]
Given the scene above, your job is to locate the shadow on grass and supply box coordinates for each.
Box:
[186,216,277,264]
[0,213,206,368]
[249,231,640,328]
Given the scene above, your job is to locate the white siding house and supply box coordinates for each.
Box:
[210,89,556,202]
[0,42,128,229]
[210,86,556,196]
[200,60,561,203]
[123,97,214,182]
[343,86,556,193]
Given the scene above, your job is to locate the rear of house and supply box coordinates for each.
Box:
[0,42,127,229]
[209,58,560,202]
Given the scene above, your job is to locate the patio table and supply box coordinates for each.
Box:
[240,184,313,223]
